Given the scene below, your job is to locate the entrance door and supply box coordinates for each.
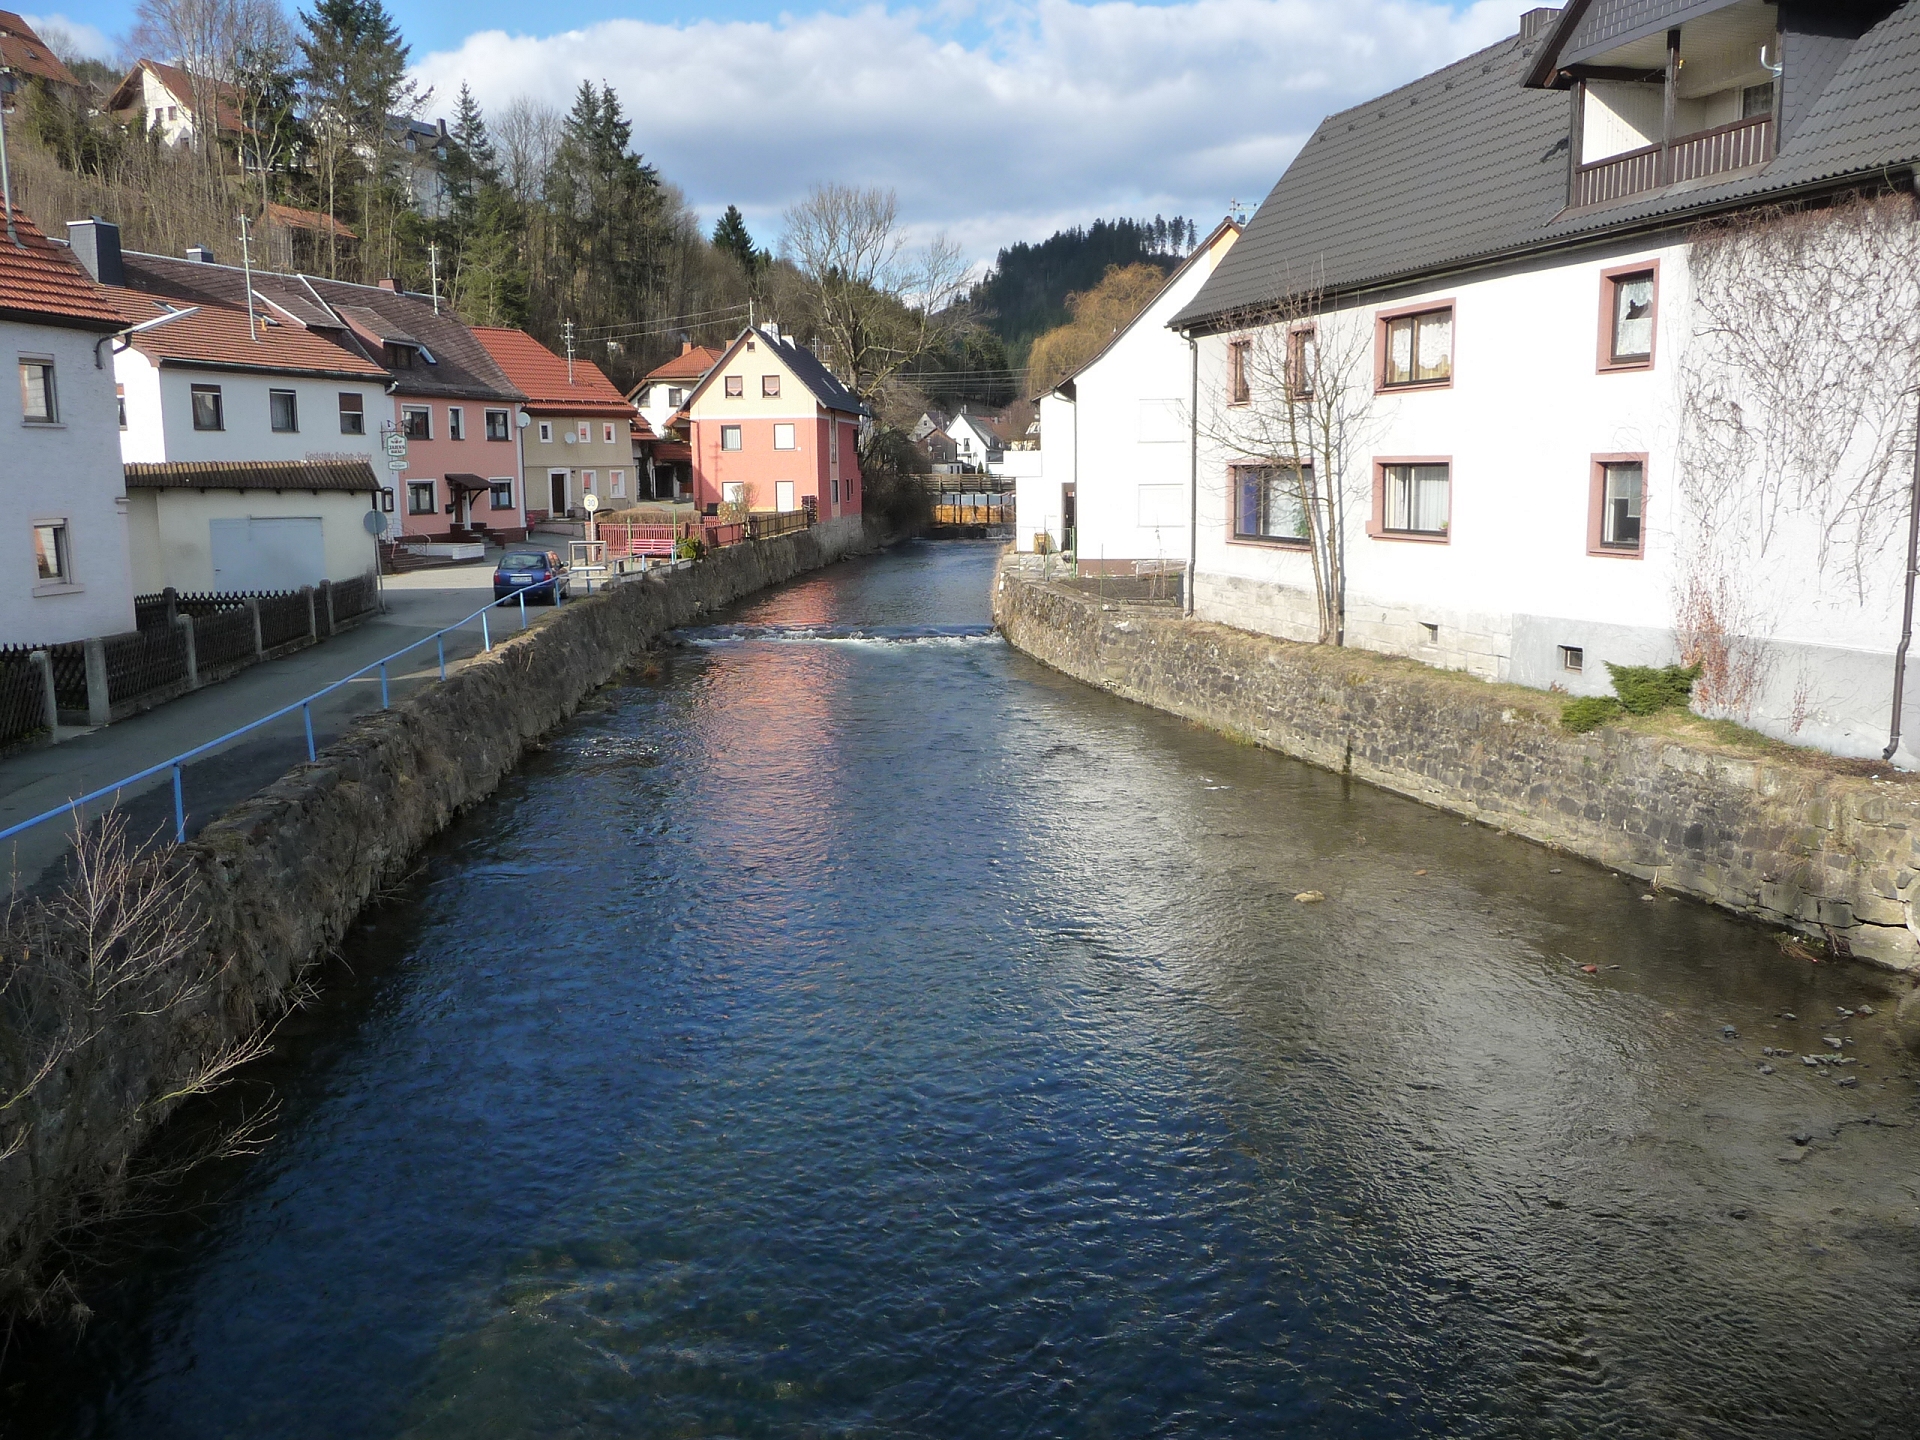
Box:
[1061,483,1077,553]
[210,516,325,592]
[549,470,568,515]
[775,480,796,513]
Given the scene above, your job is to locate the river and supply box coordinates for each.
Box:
[12,540,1920,1438]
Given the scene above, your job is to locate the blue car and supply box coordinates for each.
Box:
[494,547,570,604]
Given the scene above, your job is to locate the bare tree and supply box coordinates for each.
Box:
[494,98,561,207]
[1195,281,1378,645]
[778,183,970,407]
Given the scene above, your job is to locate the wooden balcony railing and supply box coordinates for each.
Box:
[1573,113,1773,208]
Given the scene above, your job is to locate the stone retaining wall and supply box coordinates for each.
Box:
[1,516,885,1299]
[996,559,1920,975]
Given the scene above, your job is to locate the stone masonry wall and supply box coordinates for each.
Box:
[997,559,1920,975]
[0,516,885,1294]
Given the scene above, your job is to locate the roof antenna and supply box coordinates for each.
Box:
[429,242,441,315]
[563,317,575,385]
[238,211,258,341]
[0,68,20,249]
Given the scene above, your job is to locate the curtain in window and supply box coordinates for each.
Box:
[1415,312,1451,381]
[1236,465,1309,540]
[1602,461,1643,546]
[1383,464,1449,533]
[1612,275,1654,360]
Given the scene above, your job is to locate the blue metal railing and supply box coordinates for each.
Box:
[1,579,562,854]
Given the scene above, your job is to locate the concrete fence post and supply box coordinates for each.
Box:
[246,597,264,657]
[163,585,179,627]
[302,586,317,641]
[176,612,198,689]
[318,579,335,637]
[83,636,109,727]
[29,649,57,742]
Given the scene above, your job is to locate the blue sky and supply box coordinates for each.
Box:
[25,1,1533,268]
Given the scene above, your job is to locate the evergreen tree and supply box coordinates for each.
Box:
[548,81,664,326]
[298,0,421,275]
[711,204,755,266]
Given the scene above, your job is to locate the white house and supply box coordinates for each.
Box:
[945,412,1004,471]
[1030,219,1240,569]
[107,59,245,150]
[1171,0,1920,762]
[0,203,138,645]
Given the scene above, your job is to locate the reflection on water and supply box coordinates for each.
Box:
[13,540,1920,1439]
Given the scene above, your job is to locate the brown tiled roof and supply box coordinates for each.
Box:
[639,344,724,386]
[125,459,379,492]
[0,11,80,91]
[472,326,637,417]
[108,285,388,377]
[109,59,247,134]
[630,415,658,440]
[264,203,356,241]
[0,203,126,330]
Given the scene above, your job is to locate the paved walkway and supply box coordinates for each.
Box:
[0,557,568,888]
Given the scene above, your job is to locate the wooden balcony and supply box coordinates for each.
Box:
[1573,114,1773,208]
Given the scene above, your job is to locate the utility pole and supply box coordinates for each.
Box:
[0,67,20,249]
[429,242,441,315]
[237,212,258,342]
[563,317,576,385]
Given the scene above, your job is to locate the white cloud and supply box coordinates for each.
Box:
[414,0,1531,264]
[21,11,119,64]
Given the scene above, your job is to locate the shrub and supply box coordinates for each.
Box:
[1605,662,1702,716]
[1561,696,1622,733]
[674,535,704,560]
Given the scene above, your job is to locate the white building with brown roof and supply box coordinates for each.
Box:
[0,204,138,644]
[107,59,247,149]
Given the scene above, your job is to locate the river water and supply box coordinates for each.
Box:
[13,540,1920,1439]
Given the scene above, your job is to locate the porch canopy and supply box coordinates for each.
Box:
[444,473,491,494]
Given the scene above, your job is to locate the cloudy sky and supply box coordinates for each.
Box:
[30,0,1533,266]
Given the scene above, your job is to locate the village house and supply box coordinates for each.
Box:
[0,11,82,110]
[945,411,1004,472]
[630,342,722,498]
[1027,218,1240,567]
[1168,0,1920,761]
[681,325,865,520]
[473,327,639,519]
[0,202,138,645]
[107,59,247,149]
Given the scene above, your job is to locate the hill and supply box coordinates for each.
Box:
[968,216,1197,363]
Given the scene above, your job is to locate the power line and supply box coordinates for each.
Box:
[580,302,752,337]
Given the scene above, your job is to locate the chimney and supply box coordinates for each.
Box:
[1519,7,1559,40]
[67,218,123,286]
[377,277,400,291]
[680,340,692,355]
[185,244,214,263]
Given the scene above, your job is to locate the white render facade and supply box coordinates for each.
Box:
[1186,227,1918,762]
[115,351,389,471]
[3,319,138,644]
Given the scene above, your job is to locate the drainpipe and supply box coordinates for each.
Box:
[1185,332,1199,616]
[1884,398,1920,762]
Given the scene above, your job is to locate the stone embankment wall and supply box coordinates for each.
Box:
[996,560,1920,975]
[3,516,884,1296]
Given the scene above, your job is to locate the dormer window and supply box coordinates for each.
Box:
[385,342,415,369]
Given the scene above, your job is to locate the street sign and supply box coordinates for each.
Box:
[383,433,408,458]
[582,492,601,513]
[363,509,390,536]
[386,457,408,472]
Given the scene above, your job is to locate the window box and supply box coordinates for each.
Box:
[1588,453,1646,558]
[1375,302,1454,391]
[1369,457,1451,541]
[191,383,224,431]
[1598,262,1658,372]
[270,388,298,433]
[1230,463,1311,546]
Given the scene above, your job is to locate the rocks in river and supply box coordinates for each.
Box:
[1549,867,1562,874]
[1837,1075,1860,1088]
[1722,1025,1739,1039]
[1803,1055,1821,1067]
[1824,1036,1845,1050]
[1856,1003,1875,1017]
[1759,1064,1775,1075]
[1778,1148,1810,1164]
[1791,1131,1812,1146]
[1293,890,1326,904]
[1729,1207,1751,1219]
[1780,1012,1797,1021]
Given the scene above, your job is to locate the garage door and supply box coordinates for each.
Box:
[210,517,325,593]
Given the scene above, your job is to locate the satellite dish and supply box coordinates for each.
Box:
[363,509,390,536]
[517,410,532,428]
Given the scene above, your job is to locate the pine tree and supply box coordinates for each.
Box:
[711,204,755,266]
[298,0,421,275]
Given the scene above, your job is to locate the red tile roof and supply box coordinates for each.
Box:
[108,286,389,377]
[472,326,636,417]
[264,203,357,241]
[0,11,80,91]
[0,203,126,330]
[640,344,724,385]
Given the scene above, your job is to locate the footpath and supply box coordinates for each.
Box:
[0,558,544,886]
[994,555,1920,991]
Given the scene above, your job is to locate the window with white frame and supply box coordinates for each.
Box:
[603,422,616,444]
[610,469,626,497]
[32,521,70,583]
[408,480,436,513]
[485,408,510,440]
[402,405,431,439]
[489,478,514,510]
[116,384,126,429]
[191,383,224,431]
[581,470,596,493]
[269,388,298,433]
[1233,464,1309,543]
[577,421,591,443]
[773,423,796,450]
[1380,462,1450,535]
[722,481,745,505]
[538,420,553,443]
[339,392,365,434]
[448,406,464,440]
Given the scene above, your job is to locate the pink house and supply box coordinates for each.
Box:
[681,325,864,520]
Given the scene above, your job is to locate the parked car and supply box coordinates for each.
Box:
[494,547,570,604]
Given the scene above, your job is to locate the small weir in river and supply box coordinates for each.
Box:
[13,539,1920,1439]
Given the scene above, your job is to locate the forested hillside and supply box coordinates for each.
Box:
[967,216,1197,366]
